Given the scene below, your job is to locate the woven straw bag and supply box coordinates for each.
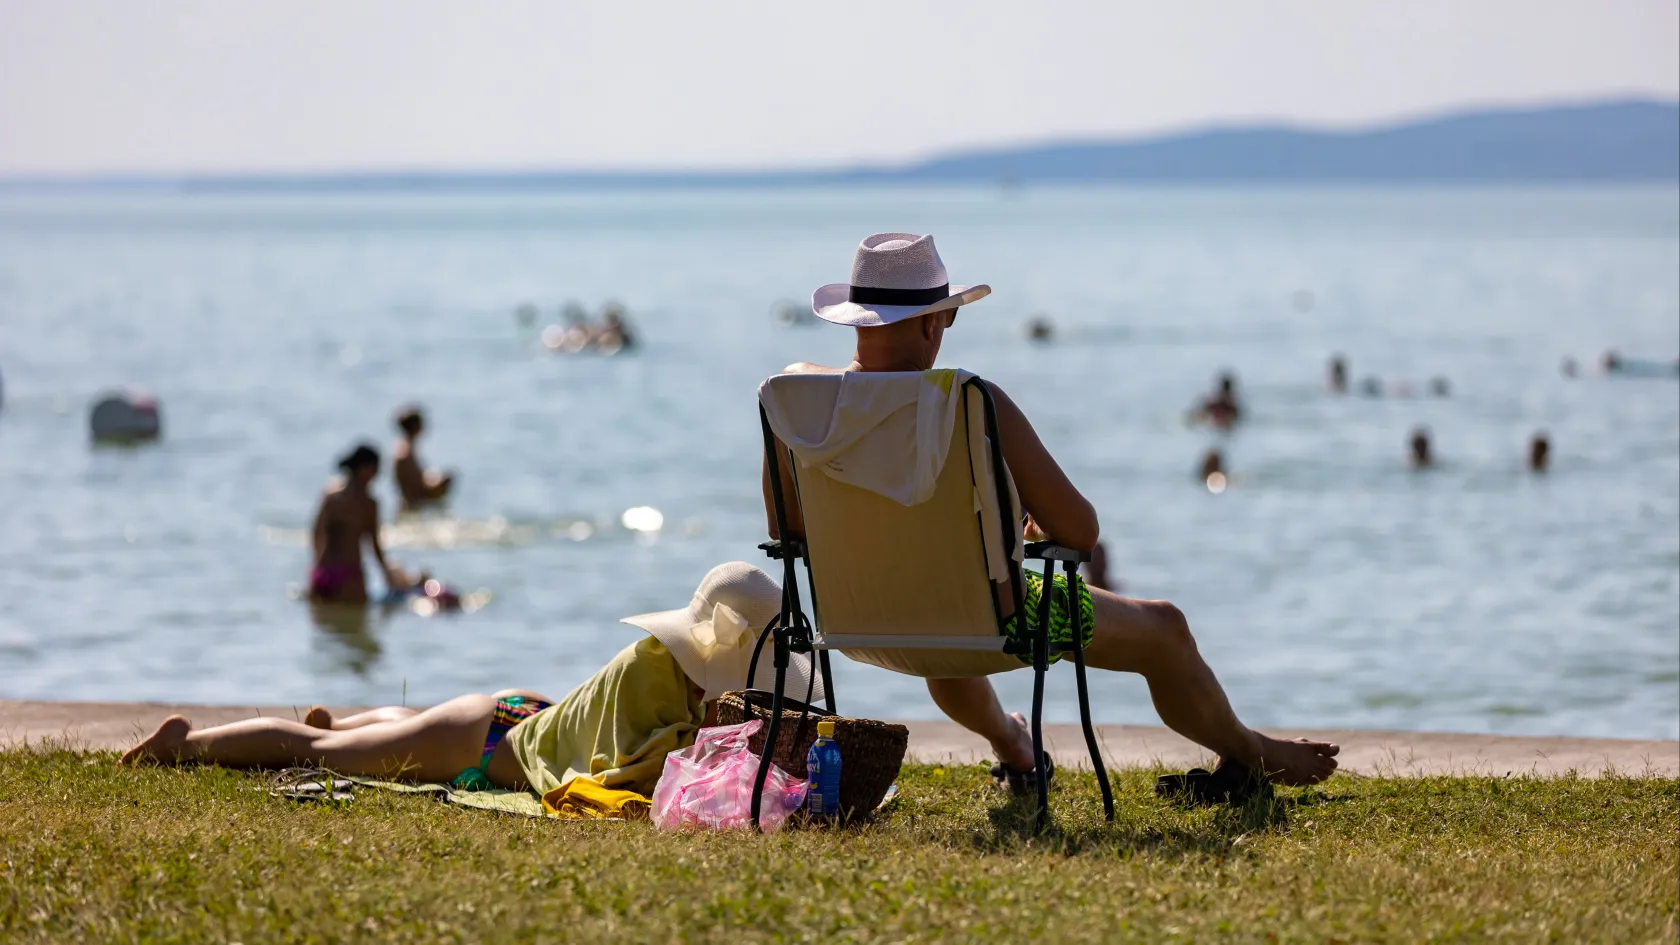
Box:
[714,690,907,820]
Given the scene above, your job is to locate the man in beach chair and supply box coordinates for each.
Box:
[757,234,1338,817]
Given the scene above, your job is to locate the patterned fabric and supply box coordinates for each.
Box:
[451,695,551,791]
[1000,570,1095,665]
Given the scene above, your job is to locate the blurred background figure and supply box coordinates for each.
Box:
[1409,427,1434,470]
[771,299,814,327]
[1561,356,1580,378]
[1025,316,1054,342]
[1328,354,1349,394]
[89,390,162,443]
[514,302,537,326]
[1200,447,1228,493]
[1360,376,1383,397]
[393,405,454,509]
[1601,348,1622,373]
[1200,447,1225,481]
[1529,432,1551,473]
[1430,376,1452,397]
[543,309,592,353]
[592,303,636,353]
[1196,372,1243,428]
[311,443,405,605]
[1082,541,1116,592]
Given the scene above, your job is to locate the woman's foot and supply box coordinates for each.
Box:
[120,715,192,765]
[303,706,333,729]
[1252,734,1340,786]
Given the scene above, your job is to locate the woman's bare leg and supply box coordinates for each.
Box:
[122,695,498,783]
[304,706,421,730]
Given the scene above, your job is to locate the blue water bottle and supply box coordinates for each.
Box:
[806,719,844,821]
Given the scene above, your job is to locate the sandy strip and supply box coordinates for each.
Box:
[3,699,1674,778]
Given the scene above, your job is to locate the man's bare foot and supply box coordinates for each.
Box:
[120,715,193,766]
[303,706,333,729]
[1252,735,1340,786]
[993,711,1038,772]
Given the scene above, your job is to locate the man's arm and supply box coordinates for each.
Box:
[984,381,1100,552]
[761,437,806,541]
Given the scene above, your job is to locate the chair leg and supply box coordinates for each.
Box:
[817,650,836,715]
[750,630,790,831]
[1066,560,1114,821]
[1031,656,1048,834]
[1071,628,1114,822]
[1031,562,1054,833]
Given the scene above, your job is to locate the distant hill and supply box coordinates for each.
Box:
[3,99,1676,191]
[870,100,1679,183]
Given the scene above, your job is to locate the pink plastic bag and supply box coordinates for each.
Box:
[652,720,808,833]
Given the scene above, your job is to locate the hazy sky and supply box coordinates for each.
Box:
[1,0,1675,175]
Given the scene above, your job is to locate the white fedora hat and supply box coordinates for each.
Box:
[620,562,824,705]
[812,232,991,327]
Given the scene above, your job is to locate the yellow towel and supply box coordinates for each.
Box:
[504,636,705,798]
[542,777,652,820]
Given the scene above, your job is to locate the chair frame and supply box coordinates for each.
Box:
[748,375,1114,832]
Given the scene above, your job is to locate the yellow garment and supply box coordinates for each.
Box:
[542,777,652,820]
[505,636,705,798]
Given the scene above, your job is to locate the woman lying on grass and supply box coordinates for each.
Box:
[123,563,818,798]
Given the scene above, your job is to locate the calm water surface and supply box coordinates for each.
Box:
[1,186,1676,739]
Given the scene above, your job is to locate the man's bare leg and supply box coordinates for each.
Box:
[121,695,499,783]
[926,678,1037,771]
[1081,588,1337,785]
[927,589,1337,786]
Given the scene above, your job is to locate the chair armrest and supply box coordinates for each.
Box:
[758,539,807,561]
[1023,541,1091,564]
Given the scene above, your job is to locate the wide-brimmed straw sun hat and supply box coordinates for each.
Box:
[812,232,991,327]
[620,562,824,704]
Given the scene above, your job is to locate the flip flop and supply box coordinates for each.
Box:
[990,752,1055,797]
[1155,760,1271,806]
[270,767,355,803]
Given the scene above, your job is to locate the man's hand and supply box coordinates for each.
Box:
[1023,514,1049,542]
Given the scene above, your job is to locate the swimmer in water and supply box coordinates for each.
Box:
[392,405,454,508]
[1200,447,1225,481]
[1197,372,1242,428]
[592,304,636,353]
[1083,541,1116,592]
[1529,433,1550,473]
[1409,428,1434,470]
[311,444,407,605]
[1328,355,1349,394]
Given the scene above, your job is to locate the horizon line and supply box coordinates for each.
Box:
[1,94,1674,188]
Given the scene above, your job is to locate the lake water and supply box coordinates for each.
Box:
[1,185,1676,741]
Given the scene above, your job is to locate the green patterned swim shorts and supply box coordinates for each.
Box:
[1000,570,1095,664]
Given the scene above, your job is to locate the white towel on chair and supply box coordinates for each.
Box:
[759,369,976,507]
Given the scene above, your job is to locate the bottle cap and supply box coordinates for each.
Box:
[816,719,836,737]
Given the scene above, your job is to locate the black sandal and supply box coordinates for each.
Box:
[1155,760,1271,806]
[990,752,1055,797]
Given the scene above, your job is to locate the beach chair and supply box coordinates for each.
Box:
[749,371,1114,832]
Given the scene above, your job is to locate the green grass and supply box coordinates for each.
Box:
[1,746,1674,943]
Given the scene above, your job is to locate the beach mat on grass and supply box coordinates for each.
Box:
[344,776,548,817]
